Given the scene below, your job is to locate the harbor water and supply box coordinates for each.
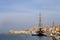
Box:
[0,34,53,40]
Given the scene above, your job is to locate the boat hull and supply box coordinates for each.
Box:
[32,33,46,36]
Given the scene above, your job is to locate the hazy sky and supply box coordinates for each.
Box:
[0,0,60,33]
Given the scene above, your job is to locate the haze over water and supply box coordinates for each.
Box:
[0,0,60,40]
[0,0,60,33]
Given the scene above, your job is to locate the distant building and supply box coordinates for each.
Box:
[56,26,60,33]
[9,29,32,34]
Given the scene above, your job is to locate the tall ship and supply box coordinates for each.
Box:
[32,13,45,36]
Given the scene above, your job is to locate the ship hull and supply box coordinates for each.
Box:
[32,33,46,36]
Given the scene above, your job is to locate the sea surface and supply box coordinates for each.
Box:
[0,34,53,40]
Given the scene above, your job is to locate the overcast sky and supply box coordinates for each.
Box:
[0,0,60,33]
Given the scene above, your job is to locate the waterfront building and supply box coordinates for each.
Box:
[56,26,60,33]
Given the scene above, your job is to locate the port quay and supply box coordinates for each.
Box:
[8,14,60,40]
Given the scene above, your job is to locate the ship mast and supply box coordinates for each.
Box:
[52,20,55,27]
[38,13,42,27]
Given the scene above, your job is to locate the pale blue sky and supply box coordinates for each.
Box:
[0,0,60,33]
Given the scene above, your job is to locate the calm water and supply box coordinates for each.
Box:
[0,34,52,40]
